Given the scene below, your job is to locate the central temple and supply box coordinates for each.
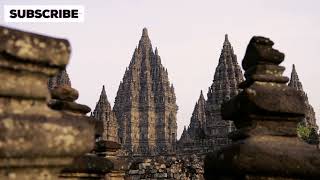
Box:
[113,28,178,156]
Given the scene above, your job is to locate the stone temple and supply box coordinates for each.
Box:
[288,64,318,130]
[91,85,119,142]
[178,34,244,153]
[113,28,178,156]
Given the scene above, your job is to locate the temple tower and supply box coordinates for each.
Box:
[205,34,244,145]
[288,64,317,130]
[92,85,119,142]
[113,28,178,155]
[188,90,207,140]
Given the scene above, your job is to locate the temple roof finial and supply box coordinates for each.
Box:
[138,27,152,50]
[102,85,106,94]
[199,90,205,101]
[223,34,230,46]
[142,28,148,37]
[155,47,158,55]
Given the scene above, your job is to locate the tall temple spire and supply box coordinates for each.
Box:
[178,35,244,154]
[288,65,317,130]
[114,28,178,155]
[205,34,244,141]
[288,64,303,91]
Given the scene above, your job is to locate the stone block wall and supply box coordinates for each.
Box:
[125,155,204,180]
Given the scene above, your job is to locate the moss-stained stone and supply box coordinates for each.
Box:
[0,26,94,179]
[0,68,49,99]
[0,26,70,67]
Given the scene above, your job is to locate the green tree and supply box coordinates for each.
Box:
[297,123,311,141]
[297,123,319,146]
[307,128,319,145]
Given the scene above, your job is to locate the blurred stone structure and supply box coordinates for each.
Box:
[47,69,126,179]
[204,36,320,180]
[178,35,244,154]
[48,69,91,116]
[113,28,178,156]
[288,64,318,130]
[0,26,94,179]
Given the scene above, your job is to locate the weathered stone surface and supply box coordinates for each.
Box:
[242,36,284,71]
[113,28,178,155]
[95,140,122,153]
[50,86,79,102]
[126,155,204,180]
[222,83,306,122]
[60,155,113,174]
[0,25,94,179]
[0,68,49,100]
[0,26,70,67]
[48,69,91,116]
[48,99,91,114]
[0,114,94,157]
[205,136,320,179]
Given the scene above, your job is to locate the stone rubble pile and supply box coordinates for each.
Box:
[126,155,204,180]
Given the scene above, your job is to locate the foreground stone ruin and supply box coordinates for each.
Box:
[0,25,319,180]
[0,26,95,179]
[204,36,320,179]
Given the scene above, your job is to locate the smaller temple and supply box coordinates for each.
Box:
[48,69,71,89]
[179,126,192,144]
[205,34,244,142]
[178,34,244,154]
[91,85,119,142]
[288,64,318,130]
[188,91,207,140]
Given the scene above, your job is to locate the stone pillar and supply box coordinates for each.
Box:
[204,36,320,180]
[0,26,94,179]
[95,140,127,180]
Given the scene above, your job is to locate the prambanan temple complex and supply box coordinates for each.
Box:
[0,25,319,180]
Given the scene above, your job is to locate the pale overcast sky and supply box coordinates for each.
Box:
[1,0,319,137]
